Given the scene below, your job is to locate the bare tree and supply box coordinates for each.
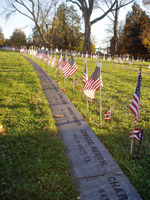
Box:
[96,0,134,56]
[142,0,150,14]
[1,0,59,49]
[66,0,134,53]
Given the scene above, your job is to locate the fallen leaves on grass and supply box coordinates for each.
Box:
[53,115,64,118]
[5,78,13,80]
[61,88,66,93]
[0,125,6,134]
[70,98,77,100]
[75,86,81,90]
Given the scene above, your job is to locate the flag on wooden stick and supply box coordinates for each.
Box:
[51,52,56,68]
[129,66,142,154]
[57,51,62,64]
[58,51,67,69]
[129,71,142,125]
[74,79,78,85]
[83,62,88,85]
[62,55,77,77]
[83,62,102,100]
[105,107,111,120]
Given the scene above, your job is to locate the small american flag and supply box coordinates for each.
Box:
[57,70,60,76]
[130,129,143,144]
[107,56,111,62]
[51,54,56,68]
[74,79,78,85]
[57,52,62,64]
[120,57,124,64]
[105,107,111,120]
[62,56,77,77]
[128,58,134,65]
[83,62,102,99]
[42,51,49,61]
[83,63,88,85]
[129,73,142,124]
[58,52,67,69]
[114,56,118,63]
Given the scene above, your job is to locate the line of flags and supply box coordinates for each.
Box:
[24,49,145,154]
[57,51,77,79]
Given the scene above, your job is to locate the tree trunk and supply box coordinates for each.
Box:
[35,21,47,49]
[111,0,118,56]
[84,16,91,54]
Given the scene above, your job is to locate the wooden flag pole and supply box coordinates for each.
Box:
[130,117,135,154]
[98,62,102,126]
[64,49,67,84]
[136,141,141,158]
[73,74,74,90]
[100,86,102,126]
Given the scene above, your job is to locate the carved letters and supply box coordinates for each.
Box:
[67,107,81,125]
[108,177,128,200]
[81,129,107,167]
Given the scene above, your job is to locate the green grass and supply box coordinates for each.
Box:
[25,52,150,200]
[0,51,79,200]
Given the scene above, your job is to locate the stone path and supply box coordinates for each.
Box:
[24,56,142,200]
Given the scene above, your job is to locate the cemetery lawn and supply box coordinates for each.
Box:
[25,52,150,200]
[0,51,79,200]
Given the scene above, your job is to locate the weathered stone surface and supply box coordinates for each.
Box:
[24,56,142,200]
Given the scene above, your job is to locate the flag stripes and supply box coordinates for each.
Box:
[83,63,88,85]
[83,77,100,99]
[129,75,142,124]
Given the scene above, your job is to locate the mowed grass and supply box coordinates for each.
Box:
[0,51,79,200]
[26,52,150,200]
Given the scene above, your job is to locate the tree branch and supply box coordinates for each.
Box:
[12,4,33,21]
[111,0,134,11]
[90,0,117,25]
[98,6,114,22]
[66,0,82,10]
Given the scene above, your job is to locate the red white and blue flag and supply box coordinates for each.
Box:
[105,107,111,121]
[57,52,62,64]
[83,63,88,85]
[51,53,56,68]
[83,62,102,99]
[62,55,77,77]
[57,70,60,76]
[58,52,68,69]
[129,74,142,125]
[128,57,134,65]
[74,79,78,85]
[130,129,143,143]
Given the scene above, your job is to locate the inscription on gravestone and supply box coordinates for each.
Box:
[51,83,58,92]
[58,93,67,104]
[61,108,70,123]
[80,129,107,167]
[67,107,81,126]
[23,56,142,200]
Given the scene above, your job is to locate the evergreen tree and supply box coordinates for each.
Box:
[119,3,150,57]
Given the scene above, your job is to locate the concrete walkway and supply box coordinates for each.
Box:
[24,56,142,200]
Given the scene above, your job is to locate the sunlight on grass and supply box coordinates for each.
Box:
[25,52,150,200]
[0,51,79,200]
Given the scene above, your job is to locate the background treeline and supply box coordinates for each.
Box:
[0,3,150,57]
